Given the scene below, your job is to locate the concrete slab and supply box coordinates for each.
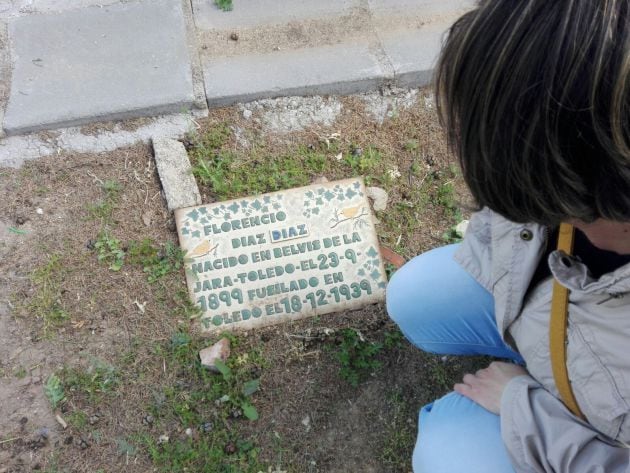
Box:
[152,137,202,212]
[0,1,122,20]
[3,0,195,135]
[203,42,392,107]
[380,24,447,88]
[192,0,360,30]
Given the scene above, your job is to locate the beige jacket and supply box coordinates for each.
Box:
[455,207,630,472]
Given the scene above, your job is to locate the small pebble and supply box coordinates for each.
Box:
[351,147,363,157]
[185,428,193,437]
[249,366,261,379]
[243,109,252,119]
[224,443,237,455]
[36,208,44,215]
[230,408,242,419]
[78,438,89,450]
[158,434,169,444]
[88,415,100,425]
[230,32,239,41]
[201,421,214,433]
[15,216,26,225]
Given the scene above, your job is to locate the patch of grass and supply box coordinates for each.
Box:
[86,180,122,224]
[66,410,89,430]
[187,123,231,153]
[127,238,185,283]
[116,437,138,456]
[60,357,120,403]
[343,146,382,176]
[29,254,70,334]
[13,366,27,379]
[142,434,263,473]
[127,238,159,265]
[192,151,312,199]
[143,241,185,284]
[44,374,66,409]
[172,288,203,320]
[141,332,267,472]
[404,139,419,152]
[335,328,383,387]
[435,181,457,216]
[383,329,405,350]
[381,391,415,469]
[426,358,452,392]
[94,231,125,271]
[214,0,233,12]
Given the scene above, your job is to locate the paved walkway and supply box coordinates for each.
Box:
[0,0,471,145]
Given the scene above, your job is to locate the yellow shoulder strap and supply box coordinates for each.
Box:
[549,222,586,420]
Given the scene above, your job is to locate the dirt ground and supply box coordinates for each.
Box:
[0,88,486,472]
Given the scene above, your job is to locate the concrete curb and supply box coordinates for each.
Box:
[204,42,393,108]
[152,137,202,212]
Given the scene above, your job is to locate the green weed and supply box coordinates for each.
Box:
[142,332,266,472]
[116,437,138,456]
[213,359,260,421]
[173,288,203,320]
[143,241,185,284]
[66,410,89,429]
[343,146,382,175]
[44,374,66,409]
[142,434,263,473]
[192,151,312,199]
[383,329,405,350]
[214,0,233,12]
[127,238,185,283]
[335,328,383,387]
[86,180,122,224]
[13,366,27,379]
[94,231,125,271]
[127,238,159,265]
[435,181,457,216]
[404,139,419,152]
[61,357,120,402]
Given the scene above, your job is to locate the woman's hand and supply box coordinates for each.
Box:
[454,361,528,414]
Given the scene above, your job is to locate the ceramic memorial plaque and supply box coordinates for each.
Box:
[175,178,387,332]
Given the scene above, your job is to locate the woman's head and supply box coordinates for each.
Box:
[436,0,630,226]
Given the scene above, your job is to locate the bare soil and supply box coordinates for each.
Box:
[0,89,484,472]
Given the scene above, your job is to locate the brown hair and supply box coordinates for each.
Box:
[436,0,630,225]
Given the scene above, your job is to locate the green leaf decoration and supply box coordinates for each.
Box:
[241,402,259,421]
[242,379,260,397]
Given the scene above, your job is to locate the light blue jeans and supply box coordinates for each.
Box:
[386,244,521,473]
